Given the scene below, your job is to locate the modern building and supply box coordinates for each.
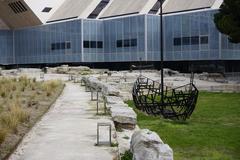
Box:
[0,0,239,72]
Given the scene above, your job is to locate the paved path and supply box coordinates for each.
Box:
[9,83,115,160]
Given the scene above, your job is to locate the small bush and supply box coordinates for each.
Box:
[0,128,8,144]
[21,86,25,92]
[10,103,29,123]
[1,103,29,133]
[121,150,133,160]
[42,80,62,97]
[19,76,29,87]
[1,114,19,133]
[12,84,17,91]
[1,90,6,98]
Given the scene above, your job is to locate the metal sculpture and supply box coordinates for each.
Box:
[132,75,199,120]
[131,0,199,121]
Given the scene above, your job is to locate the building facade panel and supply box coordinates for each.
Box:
[82,19,104,62]
[103,15,145,62]
[0,30,13,64]
[14,20,82,64]
[0,8,240,67]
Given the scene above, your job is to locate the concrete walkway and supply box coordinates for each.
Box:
[9,83,115,160]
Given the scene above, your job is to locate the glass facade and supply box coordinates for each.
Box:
[0,30,13,64]
[15,20,82,64]
[0,9,239,65]
[103,15,145,62]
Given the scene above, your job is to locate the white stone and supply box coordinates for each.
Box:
[56,65,69,74]
[102,85,120,96]
[104,96,124,105]
[106,103,128,111]
[111,106,136,125]
[131,129,173,160]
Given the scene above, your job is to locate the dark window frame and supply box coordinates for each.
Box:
[42,7,52,13]
[182,37,190,45]
[97,41,103,48]
[191,36,199,45]
[84,41,90,48]
[51,42,71,51]
[90,41,97,48]
[173,38,181,46]
[131,39,137,47]
[200,36,209,44]
[117,40,123,48]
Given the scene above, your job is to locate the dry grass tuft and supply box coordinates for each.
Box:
[1,102,29,133]
[0,128,8,144]
[42,80,62,97]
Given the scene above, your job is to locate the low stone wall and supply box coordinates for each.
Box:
[82,76,136,130]
[82,76,173,159]
[47,65,93,75]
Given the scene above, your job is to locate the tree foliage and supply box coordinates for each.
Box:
[214,0,240,43]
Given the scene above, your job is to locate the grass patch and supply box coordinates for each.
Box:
[121,150,133,160]
[0,77,64,159]
[127,92,240,160]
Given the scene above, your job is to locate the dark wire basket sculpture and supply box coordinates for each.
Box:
[132,75,199,121]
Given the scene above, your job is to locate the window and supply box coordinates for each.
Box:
[51,42,71,50]
[56,43,61,50]
[90,41,97,48]
[117,40,122,48]
[66,42,71,49]
[173,38,181,46]
[60,42,65,49]
[42,7,52,13]
[84,41,90,48]
[8,1,27,14]
[117,39,137,48]
[182,37,190,45]
[97,41,103,48]
[124,40,130,47]
[174,36,202,46]
[51,44,56,50]
[131,39,137,47]
[84,41,103,48]
[88,0,110,19]
[148,1,161,14]
[191,36,199,45]
[200,36,208,44]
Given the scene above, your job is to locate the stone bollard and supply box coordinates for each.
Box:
[131,129,173,160]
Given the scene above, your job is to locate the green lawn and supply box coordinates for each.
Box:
[127,92,240,160]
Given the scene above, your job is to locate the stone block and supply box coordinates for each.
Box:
[131,129,173,160]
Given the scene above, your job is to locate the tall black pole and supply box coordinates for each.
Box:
[160,0,164,103]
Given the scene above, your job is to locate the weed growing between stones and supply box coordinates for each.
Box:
[121,150,133,160]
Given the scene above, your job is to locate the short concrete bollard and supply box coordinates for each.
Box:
[97,122,112,146]
[40,73,44,81]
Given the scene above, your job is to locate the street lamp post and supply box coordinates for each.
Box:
[160,0,164,103]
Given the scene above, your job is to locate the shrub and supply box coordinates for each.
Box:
[12,84,17,91]
[1,113,19,133]
[1,103,29,133]
[19,76,29,87]
[42,80,62,97]
[121,150,133,160]
[10,103,29,123]
[1,91,6,98]
[0,128,8,144]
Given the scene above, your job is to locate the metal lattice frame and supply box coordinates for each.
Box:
[132,75,199,121]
